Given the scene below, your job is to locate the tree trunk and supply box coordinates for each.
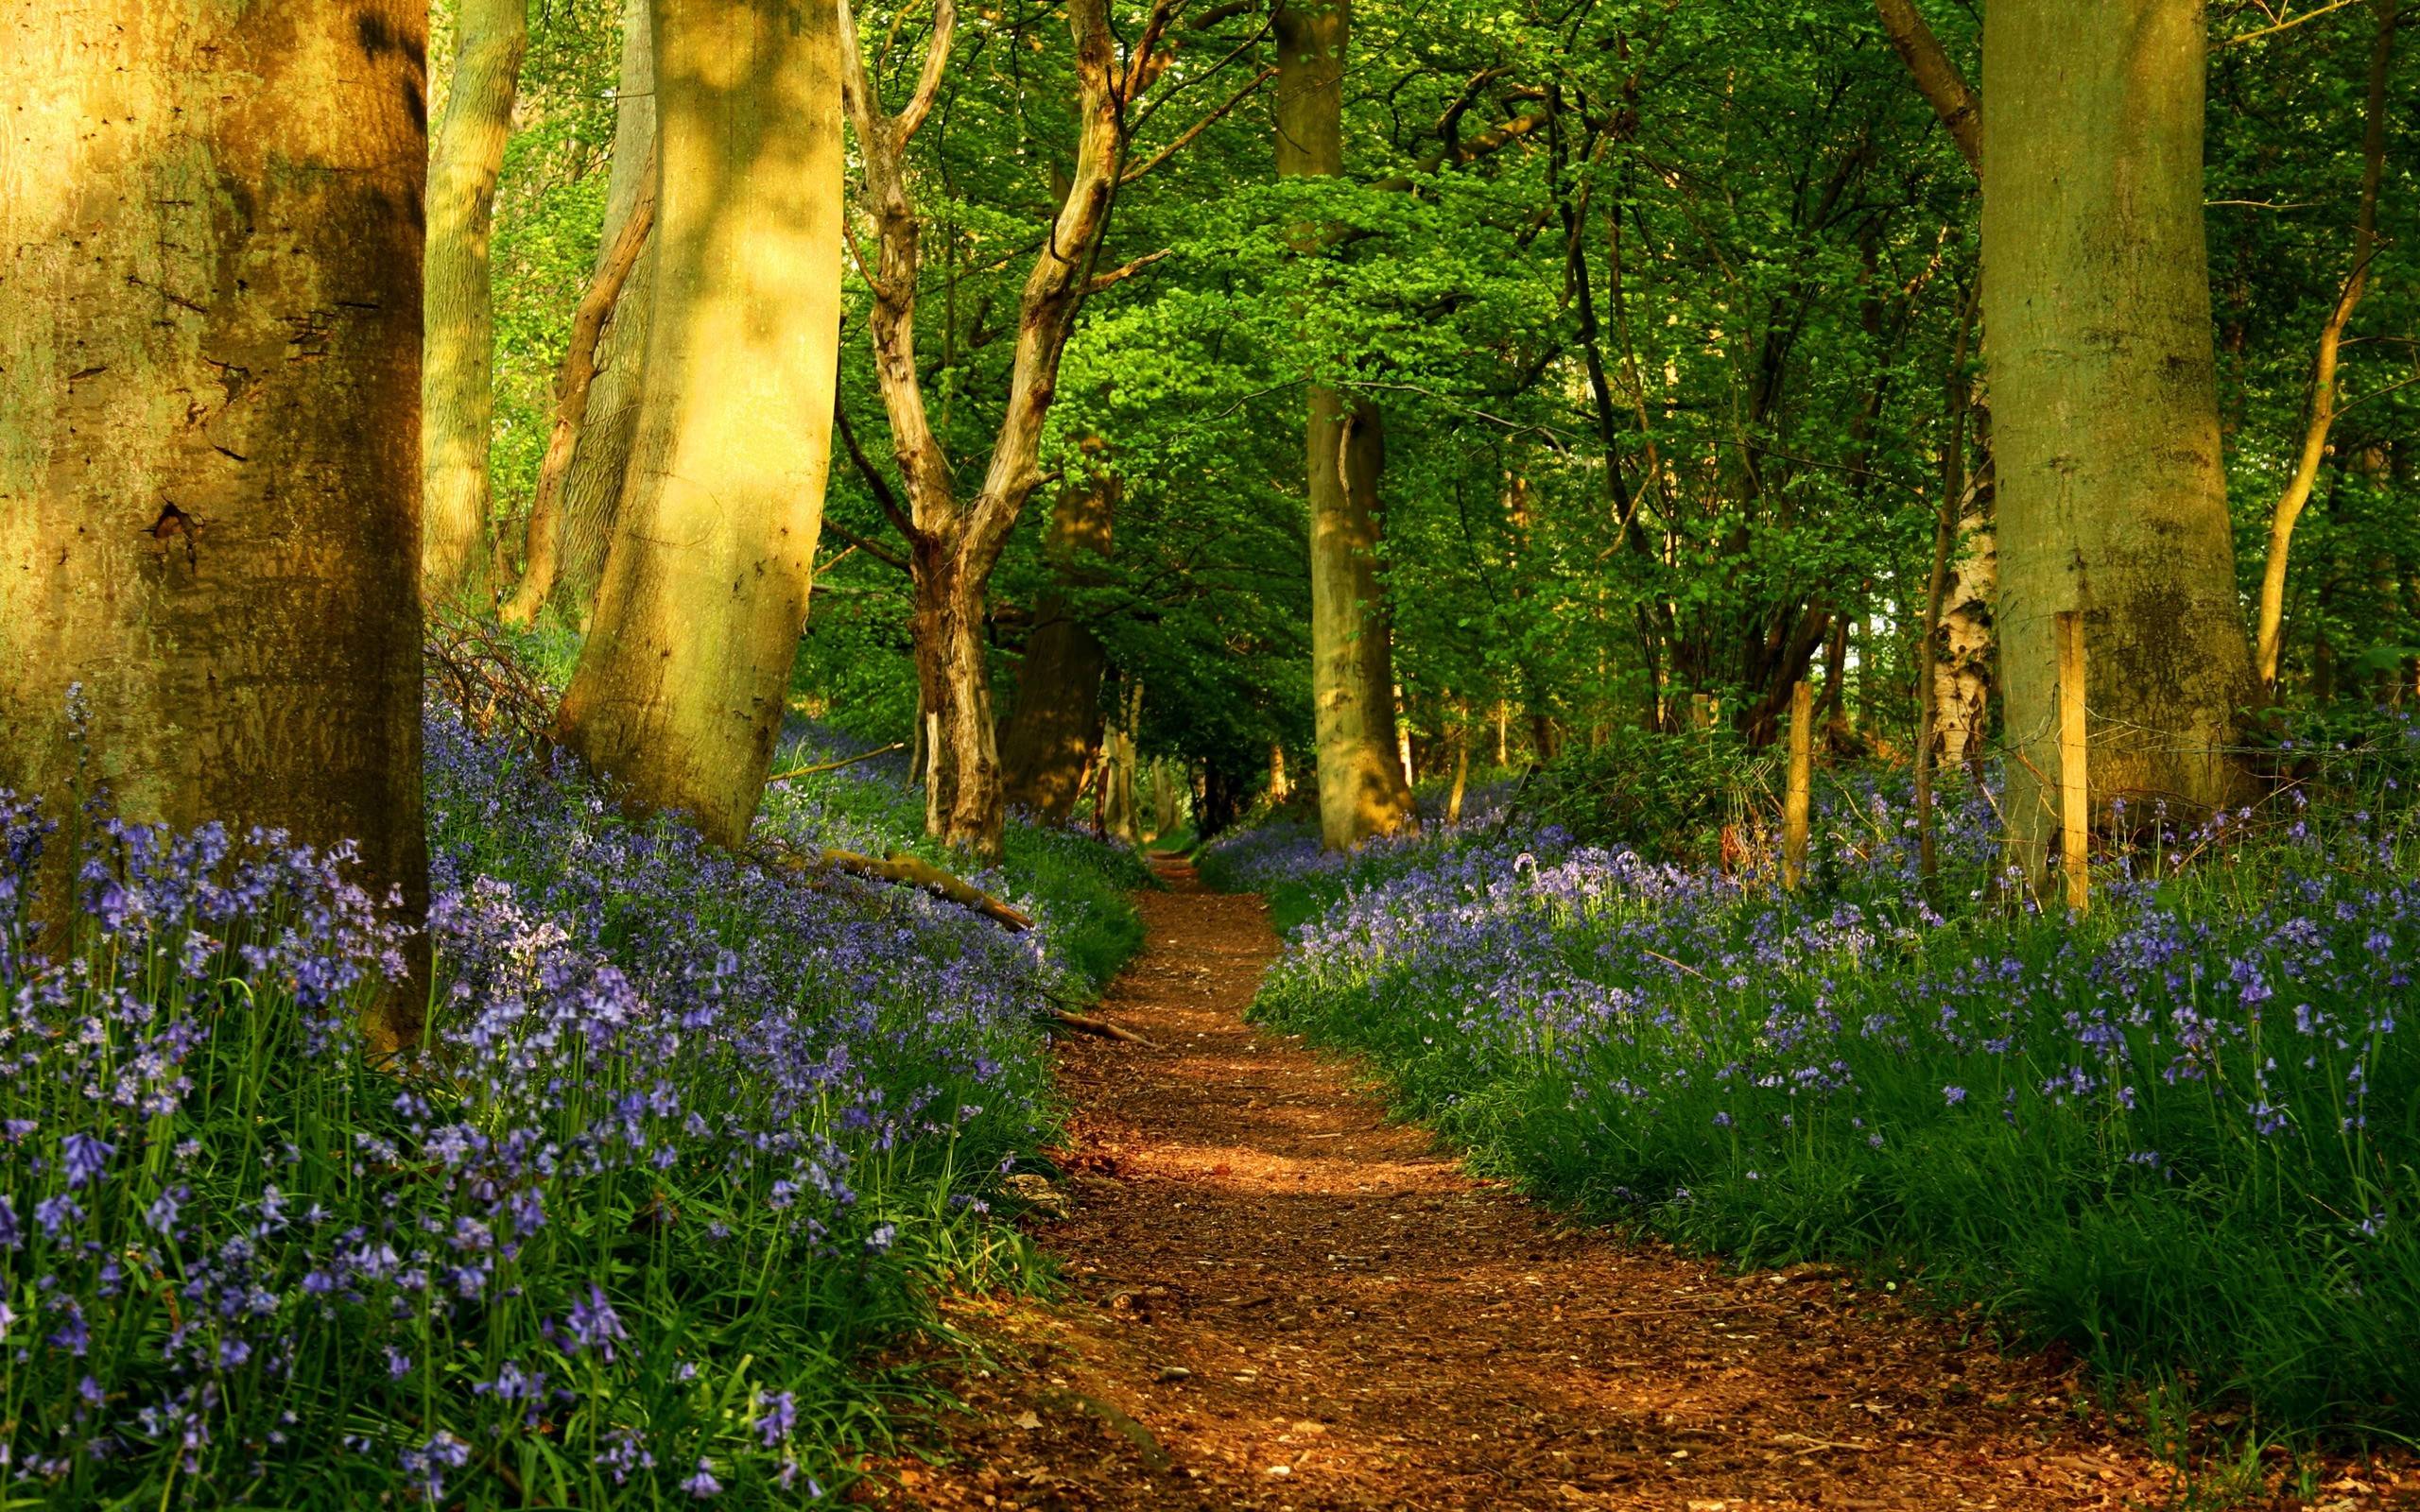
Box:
[1982,0,2255,868]
[1935,455,1996,768]
[998,479,1115,821]
[422,0,528,605]
[554,0,658,626]
[0,0,430,1051]
[497,155,656,627]
[1276,0,1416,850]
[2251,0,2394,693]
[557,0,844,849]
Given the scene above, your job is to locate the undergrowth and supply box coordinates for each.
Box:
[0,691,1146,1505]
[1222,721,2420,1442]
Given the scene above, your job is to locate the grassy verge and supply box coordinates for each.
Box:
[1224,766,2420,1440]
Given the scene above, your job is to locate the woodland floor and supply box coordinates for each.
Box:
[856,861,2412,1512]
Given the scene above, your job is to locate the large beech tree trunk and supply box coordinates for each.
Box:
[556,0,844,849]
[554,0,659,625]
[998,479,1115,821]
[1276,0,1416,850]
[421,0,528,604]
[0,0,430,1050]
[1982,0,2255,867]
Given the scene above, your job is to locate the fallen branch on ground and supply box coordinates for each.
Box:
[1046,1007,1158,1047]
[754,838,1033,932]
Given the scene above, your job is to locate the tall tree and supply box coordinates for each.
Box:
[556,0,845,848]
[843,0,1201,860]
[0,0,431,1048]
[422,0,530,604]
[1983,0,2256,865]
[1276,0,1416,850]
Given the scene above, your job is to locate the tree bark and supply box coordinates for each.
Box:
[421,0,528,605]
[1874,0,1980,174]
[0,0,430,1050]
[553,0,659,626]
[556,0,845,849]
[2251,0,2393,693]
[497,156,656,627]
[1983,0,2255,868]
[998,479,1115,821]
[1277,0,1416,850]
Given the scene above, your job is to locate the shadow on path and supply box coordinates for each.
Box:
[866,858,2185,1510]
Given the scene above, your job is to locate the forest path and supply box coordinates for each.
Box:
[865,859,2176,1511]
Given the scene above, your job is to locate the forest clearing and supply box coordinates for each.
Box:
[3,0,2419,1504]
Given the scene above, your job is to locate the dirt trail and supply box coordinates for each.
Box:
[867,859,2199,1510]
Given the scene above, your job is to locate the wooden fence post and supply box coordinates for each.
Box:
[2056,610,2089,914]
[1784,679,1812,890]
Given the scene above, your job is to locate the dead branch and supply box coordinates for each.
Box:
[1122,65,1278,183]
[1087,248,1174,293]
[755,837,1035,931]
[766,742,908,784]
[424,612,559,754]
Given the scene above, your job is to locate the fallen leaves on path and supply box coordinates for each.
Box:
[856,862,2413,1511]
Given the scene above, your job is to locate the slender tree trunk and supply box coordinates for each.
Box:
[1983,0,2255,869]
[497,156,656,627]
[0,0,430,1050]
[2252,0,2394,692]
[557,0,844,849]
[1445,708,1471,825]
[422,0,528,605]
[555,0,658,625]
[998,479,1115,820]
[1277,0,1416,850]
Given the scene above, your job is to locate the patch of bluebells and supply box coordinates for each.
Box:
[0,706,1126,1505]
[1244,762,2420,1430]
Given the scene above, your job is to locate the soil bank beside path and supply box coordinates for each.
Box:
[858,858,2388,1511]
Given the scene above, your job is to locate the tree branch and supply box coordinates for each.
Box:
[1873,0,1979,176]
[1086,247,1174,292]
[1122,64,1278,182]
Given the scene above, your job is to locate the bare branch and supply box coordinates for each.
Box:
[1087,247,1173,293]
[1122,65,1277,182]
[834,387,922,547]
[2222,0,2370,45]
[821,520,913,574]
[897,0,958,139]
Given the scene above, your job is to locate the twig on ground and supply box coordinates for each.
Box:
[766,742,907,784]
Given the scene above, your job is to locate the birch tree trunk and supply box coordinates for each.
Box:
[1982,0,2255,868]
[421,0,528,604]
[556,0,844,849]
[0,0,430,1049]
[998,479,1115,821]
[1276,0,1416,850]
[555,0,658,624]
